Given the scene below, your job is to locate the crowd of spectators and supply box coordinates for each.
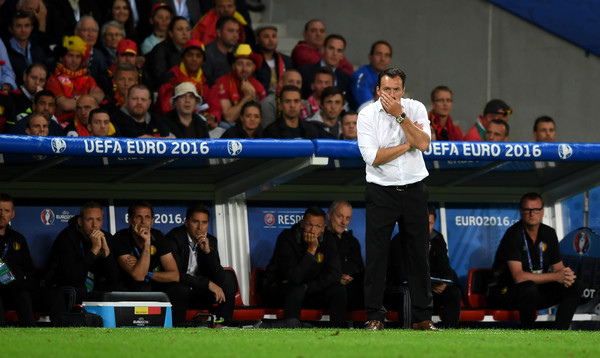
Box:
[0,0,556,142]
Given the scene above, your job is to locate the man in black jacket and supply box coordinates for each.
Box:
[44,201,121,322]
[163,82,209,139]
[263,206,347,327]
[0,193,36,326]
[166,204,235,321]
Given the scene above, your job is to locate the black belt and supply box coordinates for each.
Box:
[369,181,423,191]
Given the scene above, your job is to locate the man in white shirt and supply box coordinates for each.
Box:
[357,68,438,331]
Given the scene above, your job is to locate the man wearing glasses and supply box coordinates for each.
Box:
[487,192,582,329]
[262,206,347,328]
[464,99,512,141]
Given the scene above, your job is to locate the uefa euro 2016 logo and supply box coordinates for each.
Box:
[227,140,242,156]
[51,138,67,154]
[264,213,275,226]
[558,144,573,160]
[41,209,55,225]
[574,231,591,255]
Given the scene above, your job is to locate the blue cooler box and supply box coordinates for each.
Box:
[82,291,172,328]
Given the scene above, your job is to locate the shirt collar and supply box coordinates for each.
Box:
[9,37,29,56]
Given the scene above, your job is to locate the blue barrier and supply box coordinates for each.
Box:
[2,135,600,161]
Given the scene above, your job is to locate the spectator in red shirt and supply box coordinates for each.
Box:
[428,86,463,141]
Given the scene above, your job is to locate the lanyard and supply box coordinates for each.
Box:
[522,229,543,272]
[1,238,12,260]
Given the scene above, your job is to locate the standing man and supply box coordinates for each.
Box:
[0,193,36,327]
[357,68,438,331]
[167,204,236,323]
[487,193,581,330]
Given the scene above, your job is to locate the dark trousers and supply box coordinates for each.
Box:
[488,280,582,329]
[264,282,348,327]
[0,288,36,327]
[182,272,236,320]
[364,182,433,323]
[433,285,462,328]
[127,280,189,327]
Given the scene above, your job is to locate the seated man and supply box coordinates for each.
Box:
[45,35,104,126]
[307,86,344,139]
[9,62,48,119]
[64,95,99,137]
[428,86,463,141]
[263,206,347,327]
[141,3,173,55]
[162,82,209,139]
[97,40,142,108]
[214,44,266,128]
[260,69,312,129]
[111,84,173,138]
[0,193,36,327]
[44,201,121,321]
[325,201,364,311]
[487,192,582,329]
[220,100,263,139]
[201,15,239,86]
[191,0,251,46]
[166,204,236,323]
[306,67,334,115]
[253,24,293,94]
[464,99,511,141]
[24,112,49,136]
[427,205,462,328]
[532,116,556,142]
[112,201,186,326]
[485,118,509,142]
[351,41,392,110]
[5,10,46,88]
[8,90,64,136]
[340,110,357,140]
[87,108,118,137]
[263,86,322,139]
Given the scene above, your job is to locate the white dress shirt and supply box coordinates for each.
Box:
[357,97,431,186]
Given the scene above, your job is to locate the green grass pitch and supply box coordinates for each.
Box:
[2,328,599,357]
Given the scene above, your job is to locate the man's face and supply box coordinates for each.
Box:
[377,75,405,101]
[369,43,392,73]
[301,214,326,237]
[126,88,151,118]
[88,113,111,137]
[341,113,357,139]
[10,17,33,42]
[114,70,137,98]
[281,71,302,88]
[75,96,99,126]
[485,122,508,142]
[78,208,103,239]
[0,200,15,231]
[25,115,49,136]
[169,19,191,48]
[151,8,172,33]
[428,214,436,235]
[173,93,198,116]
[281,90,301,119]
[128,206,153,229]
[215,0,236,17]
[322,94,344,122]
[75,17,99,46]
[32,95,56,120]
[217,20,240,47]
[257,28,278,52]
[62,51,83,71]
[241,105,261,132]
[23,66,47,94]
[303,20,326,48]
[311,73,333,99]
[185,212,209,241]
[534,122,556,142]
[327,203,352,237]
[232,58,255,81]
[323,38,345,68]
[182,48,204,74]
[103,25,124,49]
[116,52,136,65]
[520,198,544,228]
[431,90,453,117]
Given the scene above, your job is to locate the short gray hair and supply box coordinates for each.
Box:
[101,20,125,39]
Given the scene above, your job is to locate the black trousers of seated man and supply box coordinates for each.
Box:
[487,280,582,330]
[264,282,347,327]
[364,182,433,323]
[433,284,462,328]
[182,272,237,320]
[127,281,188,327]
[0,287,36,327]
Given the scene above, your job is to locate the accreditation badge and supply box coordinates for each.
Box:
[0,258,16,285]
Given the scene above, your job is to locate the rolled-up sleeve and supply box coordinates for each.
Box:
[357,106,378,166]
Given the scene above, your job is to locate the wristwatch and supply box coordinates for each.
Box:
[395,113,406,124]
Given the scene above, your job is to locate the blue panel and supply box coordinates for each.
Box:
[562,193,585,234]
[489,0,600,57]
